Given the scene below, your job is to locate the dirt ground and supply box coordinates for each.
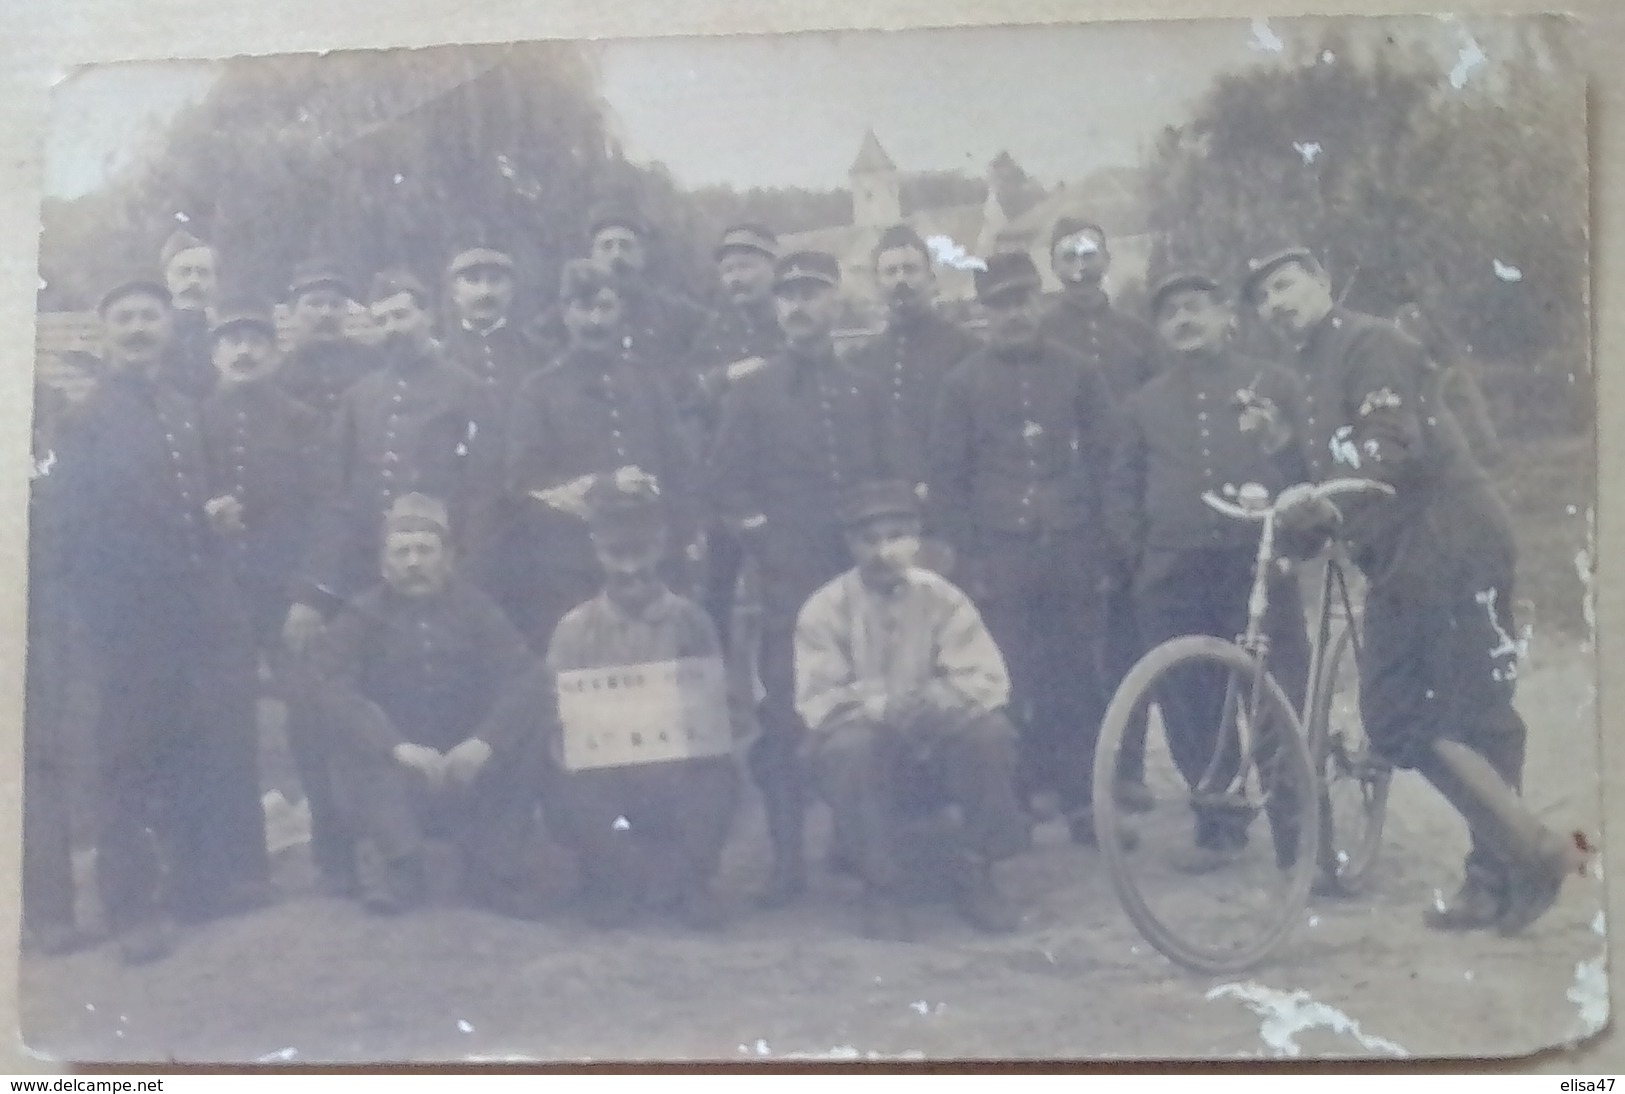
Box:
[15,630,1608,1066]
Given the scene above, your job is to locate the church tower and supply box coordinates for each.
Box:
[849,129,902,228]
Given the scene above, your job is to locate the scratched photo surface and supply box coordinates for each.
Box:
[19,13,1601,1063]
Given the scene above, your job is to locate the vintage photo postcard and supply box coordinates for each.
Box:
[17,12,1602,1064]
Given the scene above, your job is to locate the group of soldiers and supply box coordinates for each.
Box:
[23,198,1578,963]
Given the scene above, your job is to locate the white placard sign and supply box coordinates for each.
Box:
[556,656,732,771]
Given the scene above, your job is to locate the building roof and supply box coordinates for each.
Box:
[849,129,897,176]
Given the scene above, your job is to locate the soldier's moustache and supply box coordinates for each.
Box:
[876,535,921,571]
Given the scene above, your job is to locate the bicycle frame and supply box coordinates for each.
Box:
[1192,480,1388,805]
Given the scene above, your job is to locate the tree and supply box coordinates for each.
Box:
[987,150,1047,220]
[1144,23,1587,432]
[38,42,659,322]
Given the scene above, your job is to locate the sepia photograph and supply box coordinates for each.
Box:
[17,11,1603,1063]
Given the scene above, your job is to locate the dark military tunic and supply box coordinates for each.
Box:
[506,344,701,645]
[200,378,326,644]
[1106,351,1313,823]
[441,316,550,628]
[55,367,266,931]
[275,337,383,421]
[849,307,980,491]
[1038,286,1156,402]
[1106,352,1310,558]
[296,343,497,613]
[1285,309,1525,814]
[682,298,783,444]
[928,337,1117,811]
[441,317,546,408]
[159,309,220,401]
[314,578,544,883]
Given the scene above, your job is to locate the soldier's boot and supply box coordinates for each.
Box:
[953,854,1020,934]
[756,784,808,909]
[1417,739,1579,936]
[1423,863,1507,932]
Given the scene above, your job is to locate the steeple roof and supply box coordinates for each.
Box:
[849,129,897,175]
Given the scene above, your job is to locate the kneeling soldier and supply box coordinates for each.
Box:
[795,479,1028,940]
[313,493,548,918]
[542,472,740,931]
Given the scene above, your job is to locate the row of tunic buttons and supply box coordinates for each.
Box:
[160,409,205,565]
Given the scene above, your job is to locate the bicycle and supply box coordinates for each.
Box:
[1089,477,1395,974]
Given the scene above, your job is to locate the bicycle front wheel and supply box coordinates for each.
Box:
[1092,635,1321,975]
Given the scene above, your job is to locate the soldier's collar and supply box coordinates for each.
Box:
[1062,283,1111,315]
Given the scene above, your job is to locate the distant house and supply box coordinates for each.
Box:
[778,130,1154,333]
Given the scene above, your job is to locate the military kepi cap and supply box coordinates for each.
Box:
[587,200,648,241]
[773,250,840,290]
[209,299,277,339]
[715,223,778,262]
[838,479,922,529]
[1240,246,1318,302]
[288,260,354,301]
[160,228,210,269]
[585,468,667,553]
[974,251,1043,302]
[1050,216,1105,253]
[1148,270,1222,317]
[369,268,431,306]
[447,247,516,279]
[97,275,171,316]
[384,492,450,538]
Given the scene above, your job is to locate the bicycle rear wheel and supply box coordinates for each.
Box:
[1310,624,1391,895]
[1092,635,1320,975]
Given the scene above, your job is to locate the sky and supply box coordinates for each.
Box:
[40,15,1534,201]
[589,20,1264,191]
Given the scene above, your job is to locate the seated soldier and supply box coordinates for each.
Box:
[312,493,548,918]
[542,471,740,931]
[794,479,1029,941]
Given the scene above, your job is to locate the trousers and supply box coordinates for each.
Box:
[809,710,1028,893]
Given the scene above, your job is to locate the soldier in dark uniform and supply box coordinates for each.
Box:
[158,229,222,400]
[929,251,1119,845]
[438,245,549,631]
[440,246,543,404]
[200,301,326,648]
[853,224,982,489]
[1040,217,1159,814]
[23,380,90,957]
[274,261,382,420]
[1242,246,1575,933]
[506,260,702,651]
[198,300,351,894]
[849,224,980,570]
[1106,271,1313,870]
[312,494,548,918]
[710,249,898,905]
[283,269,499,655]
[541,474,740,930]
[529,201,713,378]
[684,223,784,646]
[57,276,269,964]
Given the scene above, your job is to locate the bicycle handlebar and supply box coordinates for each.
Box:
[1200,477,1396,523]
